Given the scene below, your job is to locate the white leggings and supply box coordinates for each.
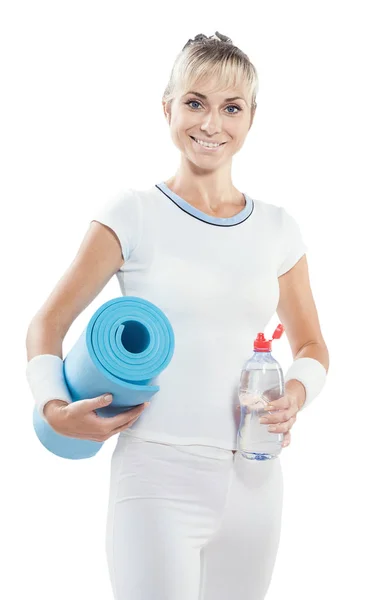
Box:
[105,433,284,600]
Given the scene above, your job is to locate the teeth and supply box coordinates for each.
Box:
[194,138,222,148]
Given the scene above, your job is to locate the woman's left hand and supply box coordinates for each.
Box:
[259,392,304,448]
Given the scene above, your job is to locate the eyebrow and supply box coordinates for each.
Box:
[184,91,246,103]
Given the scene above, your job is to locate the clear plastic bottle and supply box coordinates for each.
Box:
[237,324,285,461]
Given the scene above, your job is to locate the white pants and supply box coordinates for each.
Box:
[105,433,284,600]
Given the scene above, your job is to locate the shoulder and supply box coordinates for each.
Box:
[256,198,303,230]
[90,188,145,262]
[96,187,139,212]
[252,197,284,228]
[92,188,146,227]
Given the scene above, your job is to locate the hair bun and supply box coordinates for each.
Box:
[182,31,233,51]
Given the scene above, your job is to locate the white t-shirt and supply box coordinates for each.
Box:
[91,181,308,450]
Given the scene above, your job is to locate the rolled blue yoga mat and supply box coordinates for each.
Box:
[33,296,175,460]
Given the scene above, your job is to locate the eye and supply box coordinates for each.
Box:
[185,100,242,114]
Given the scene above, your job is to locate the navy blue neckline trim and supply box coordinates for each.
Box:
[154,181,254,227]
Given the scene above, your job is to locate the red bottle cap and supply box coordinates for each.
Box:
[253,323,285,352]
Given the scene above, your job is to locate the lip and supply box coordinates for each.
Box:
[189,136,227,150]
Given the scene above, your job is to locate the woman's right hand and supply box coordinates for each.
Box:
[43,395,149,441]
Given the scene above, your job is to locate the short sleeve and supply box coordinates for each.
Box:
[277,207,308,277]
[90,189,141,264]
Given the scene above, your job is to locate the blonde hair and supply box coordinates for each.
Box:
[162,32,259,116]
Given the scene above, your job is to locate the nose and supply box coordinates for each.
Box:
[200,109,223,136]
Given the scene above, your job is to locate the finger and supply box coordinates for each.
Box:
[96,403,146,432]
[92,407,146,440]
[109,414,142,436]
[259,408,295,425]
[266,415,297,434]
[263,398,287,412]
[282,431,291,447]
[77,394,114,413]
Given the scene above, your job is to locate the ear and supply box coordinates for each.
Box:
[162,99,171,125]
[249,104,256,130]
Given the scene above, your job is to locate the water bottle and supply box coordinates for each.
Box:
[237,324,285,461]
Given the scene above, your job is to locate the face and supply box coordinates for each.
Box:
[162,77,255,168]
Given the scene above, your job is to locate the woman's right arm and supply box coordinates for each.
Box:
[26,220,125,419]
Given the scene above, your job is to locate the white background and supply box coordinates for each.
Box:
[1,1,380,598]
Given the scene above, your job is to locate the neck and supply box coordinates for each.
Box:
[165,171,243,213]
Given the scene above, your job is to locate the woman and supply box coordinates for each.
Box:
[26,32,329,600]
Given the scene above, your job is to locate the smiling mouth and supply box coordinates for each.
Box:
[189,136,227,147]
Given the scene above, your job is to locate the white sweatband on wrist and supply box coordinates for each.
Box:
[26,354,73,423]
[284,357,327,411]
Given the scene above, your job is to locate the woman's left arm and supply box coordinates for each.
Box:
[276,254,330,410]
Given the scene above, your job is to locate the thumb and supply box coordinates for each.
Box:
[98,393,113,406]
[79,393,113,412]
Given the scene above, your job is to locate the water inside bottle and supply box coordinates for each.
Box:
[238,386,284,461]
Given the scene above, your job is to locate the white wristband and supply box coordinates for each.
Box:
[284,357,327,411]
[26,354,73,423]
